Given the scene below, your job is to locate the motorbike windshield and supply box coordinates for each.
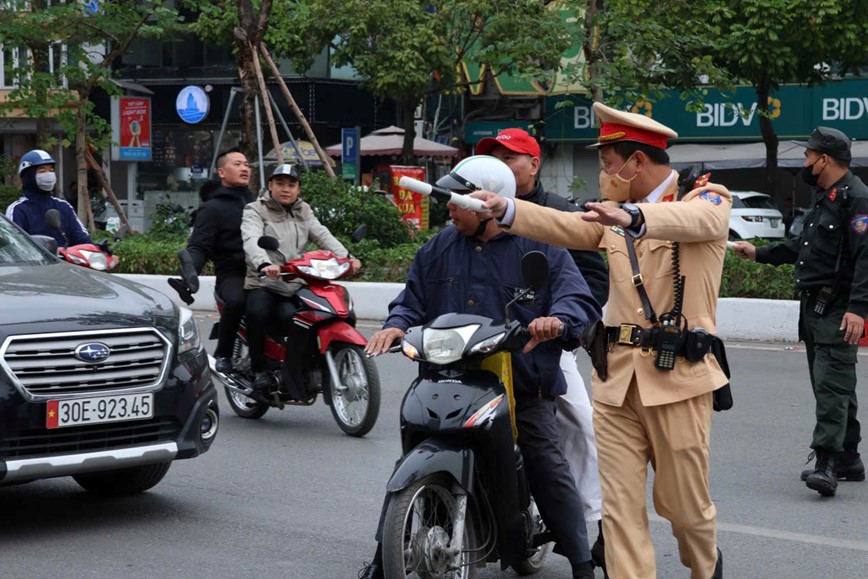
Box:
[0,218,56,267]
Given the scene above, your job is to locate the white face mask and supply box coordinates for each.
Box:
[35,172,57,192]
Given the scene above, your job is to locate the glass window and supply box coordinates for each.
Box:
[739,194,776,210]
[0,218,54,266]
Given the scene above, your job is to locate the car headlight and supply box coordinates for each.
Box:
[422,324,480,365]
[178,307,201,354]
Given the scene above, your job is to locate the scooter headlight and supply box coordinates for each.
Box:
[298,258,349,280]
[421,324,480,365]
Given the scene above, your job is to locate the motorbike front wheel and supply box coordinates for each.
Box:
[326,343,380,437]
[382,474,479,579]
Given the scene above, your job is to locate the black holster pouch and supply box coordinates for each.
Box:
[710,336,733,412]
[580,320,609,381]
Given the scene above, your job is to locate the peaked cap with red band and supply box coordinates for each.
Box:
[587,102,678,150]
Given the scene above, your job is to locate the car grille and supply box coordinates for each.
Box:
[1,328,171,399]
[0,417,180,459]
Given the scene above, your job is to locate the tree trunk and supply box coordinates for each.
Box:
[582,0,603,103]
[75,100,93,230]
[756,79,778,197]
[235,46,261,193]
[400,98,419,165]
[249,42,283,165]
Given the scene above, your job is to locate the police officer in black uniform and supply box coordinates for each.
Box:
[733,126,868,497]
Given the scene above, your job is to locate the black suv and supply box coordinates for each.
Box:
[0,213,218,494]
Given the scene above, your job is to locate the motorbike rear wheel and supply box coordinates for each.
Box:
[224,337,269,419]
[383,474,479,579]
[326,343,380,437]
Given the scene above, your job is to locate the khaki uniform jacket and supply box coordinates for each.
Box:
[241,195,348,297]
[507,178,732,407]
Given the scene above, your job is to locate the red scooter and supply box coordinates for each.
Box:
[46,208,126,270]
[179,227,381,437]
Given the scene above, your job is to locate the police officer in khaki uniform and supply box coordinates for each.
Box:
[475,102,729,578]
[733,127,868,498]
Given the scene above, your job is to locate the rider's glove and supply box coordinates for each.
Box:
[168,278,195,305]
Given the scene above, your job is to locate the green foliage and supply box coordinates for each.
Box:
[300,171,413,248]
[720,249,797,299]
[148,200,194,238]
[0,185,20,213]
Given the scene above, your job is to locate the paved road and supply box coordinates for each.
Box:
[1,314,867,578]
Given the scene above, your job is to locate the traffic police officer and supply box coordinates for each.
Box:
[476,102,730,579]
[733,126,868,497]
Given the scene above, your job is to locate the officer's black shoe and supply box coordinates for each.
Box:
[711,547,723,579]
[214,357,232,373]
[806,451,838,496]
[357,561,383,579]
[571,560,594,579]
[800,453,865,481]
[591,520,608,578]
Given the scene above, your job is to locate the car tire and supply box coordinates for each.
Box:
[73,462,172,495]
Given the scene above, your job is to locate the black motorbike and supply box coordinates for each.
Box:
[380,252,554,579]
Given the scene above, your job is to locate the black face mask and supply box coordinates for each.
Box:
[800,158,824,187]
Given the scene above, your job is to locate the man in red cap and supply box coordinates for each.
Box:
[477,127,609,567]
[474,102,732,578]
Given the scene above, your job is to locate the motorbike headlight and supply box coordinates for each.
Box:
[177,307,201,354]
[298,258,350,280]
[80,250,108,270]
[468,331,506,355]
[422,324,480,365]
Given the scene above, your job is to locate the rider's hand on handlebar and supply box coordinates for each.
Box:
[262,264,281,280]
[365,327,405,357]
[523,316,565,353]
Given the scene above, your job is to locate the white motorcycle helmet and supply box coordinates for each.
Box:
[436,155,516,198]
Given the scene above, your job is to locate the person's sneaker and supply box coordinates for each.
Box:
[254,371,273,392]
[591,535,607,578]
[214,357,232,373]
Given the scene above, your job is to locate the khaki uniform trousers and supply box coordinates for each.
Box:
[594,378,717,578]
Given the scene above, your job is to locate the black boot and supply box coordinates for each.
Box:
[711,547,723,579]
[254,371,273,393]
[571,560,594,579]
[805,451,838,496]
[591,519,608,578]
[800,448,865,481]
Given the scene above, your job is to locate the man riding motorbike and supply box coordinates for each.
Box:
[241,163,361,400]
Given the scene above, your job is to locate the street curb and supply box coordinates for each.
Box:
[122,274,803,343]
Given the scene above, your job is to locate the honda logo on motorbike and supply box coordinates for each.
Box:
[74,342,111,363]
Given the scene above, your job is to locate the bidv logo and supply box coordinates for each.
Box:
[75,343,111,363]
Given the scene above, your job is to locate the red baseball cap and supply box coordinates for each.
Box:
[476,128,541,158]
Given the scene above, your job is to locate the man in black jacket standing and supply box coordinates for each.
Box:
[183,147,253,372]
[477,128,610,571]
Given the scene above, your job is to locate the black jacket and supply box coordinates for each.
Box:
[756,171,868,318]
[518,182,610,306]
[186,184,252,278]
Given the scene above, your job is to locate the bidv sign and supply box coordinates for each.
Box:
[822,97,868,121]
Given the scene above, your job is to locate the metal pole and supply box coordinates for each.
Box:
[267,91,308,171]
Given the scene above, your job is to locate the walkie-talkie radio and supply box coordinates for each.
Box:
[655,323,680,370]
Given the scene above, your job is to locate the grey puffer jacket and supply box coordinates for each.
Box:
[241,194,348,297]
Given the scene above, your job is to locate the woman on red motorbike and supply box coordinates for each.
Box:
[241,164,361,400]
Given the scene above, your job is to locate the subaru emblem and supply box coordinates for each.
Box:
[74,342,111,363]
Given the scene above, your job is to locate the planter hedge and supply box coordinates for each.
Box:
[104,229,798,298]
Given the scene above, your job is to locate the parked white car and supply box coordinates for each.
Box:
[728,191,785,240]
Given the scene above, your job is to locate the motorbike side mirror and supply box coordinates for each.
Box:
[257,236,280,251]
[31,234,58,255]
[45,208,62,230]
[521,250,549,291]
[177,248,200,293]
[350,224,367,244]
